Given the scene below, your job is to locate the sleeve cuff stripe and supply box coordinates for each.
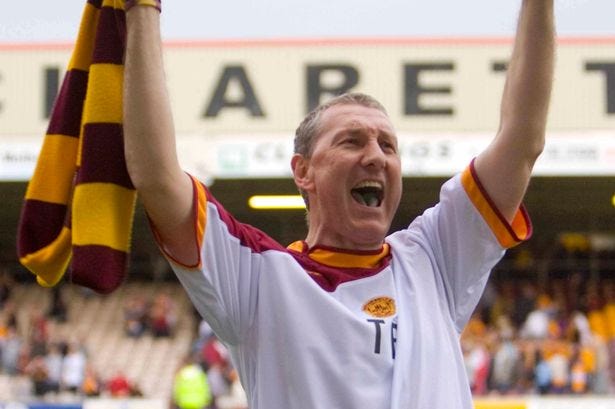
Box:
[461,161,533,249]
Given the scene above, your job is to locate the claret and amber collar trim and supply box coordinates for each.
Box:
[287,240,390,269]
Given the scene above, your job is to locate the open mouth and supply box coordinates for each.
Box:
[351,182,384,208]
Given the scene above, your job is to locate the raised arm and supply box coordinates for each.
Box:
[123,4,197,264]
[474,0,555,222]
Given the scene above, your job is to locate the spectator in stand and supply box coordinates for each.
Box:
[16,341,32,376]
[192,319,214,356]
[1,324,22,375]
[149,292,177,338]
[534,349,552,394]
[0,315,7,345]
[106,369,133,397]
[585,283,606,332]
[200,333,233,406]
[545,341,571,394]
[464,311,488,340]
[490,322,521,394]
[208,361,233,407]
[516,339,538,393]
[592,331,612,394]
[585,285,612,388]
[570,347,589,394]
[520,294,552,340]
[24,354,51,397]
[1,300,18,332]
[603,281,615,391]
[123,295,148,338]
[173,355,212,409]
[462,334,491,395]
[61,340,87,393]
[82,364,102,397]
[569,308,594,347]
[215,369,248,409]
[27,307,49,357]
[149,302,171,337]
[44,342,63,394]
[461,311,491,394]
[200,335,228,371]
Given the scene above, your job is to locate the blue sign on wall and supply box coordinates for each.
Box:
[0,404,82,409]
[29,405,82,409]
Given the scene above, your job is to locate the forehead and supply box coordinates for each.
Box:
[318,103,395,136]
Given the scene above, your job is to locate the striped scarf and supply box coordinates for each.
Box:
[17,0,135,294]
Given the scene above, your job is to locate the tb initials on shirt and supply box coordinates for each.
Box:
[367,317,397,359]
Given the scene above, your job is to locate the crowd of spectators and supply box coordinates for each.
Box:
[123,291,178,338]
[0,273,143,400]
[184,320,247,409]
[462,273,615,396]
[1,233,614,405]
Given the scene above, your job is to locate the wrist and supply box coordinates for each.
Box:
[125,0,161,13]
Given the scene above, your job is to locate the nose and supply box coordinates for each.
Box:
[361,139,386,169]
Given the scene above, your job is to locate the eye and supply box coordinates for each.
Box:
[380,140,397,153]
[341,137,361,146]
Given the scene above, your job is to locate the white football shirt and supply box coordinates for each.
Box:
[157,162,531,409]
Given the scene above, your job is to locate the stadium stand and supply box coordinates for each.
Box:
[1,233,614,405]
[1,280,196,402]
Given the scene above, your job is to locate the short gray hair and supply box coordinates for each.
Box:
[293,92,388,211]
[294,92,388,158]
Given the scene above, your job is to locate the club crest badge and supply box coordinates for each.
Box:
[362,296,396,318]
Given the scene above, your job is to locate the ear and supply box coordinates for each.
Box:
[291,153,313,192]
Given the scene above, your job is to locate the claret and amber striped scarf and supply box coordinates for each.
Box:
[17,0,135,294]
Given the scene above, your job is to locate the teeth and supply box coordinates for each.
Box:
[354,180,383,190]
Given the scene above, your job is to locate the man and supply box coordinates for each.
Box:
[123,1,554,408]
[173,355,213,409]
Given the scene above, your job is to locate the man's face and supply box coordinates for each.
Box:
[294,103,402,250]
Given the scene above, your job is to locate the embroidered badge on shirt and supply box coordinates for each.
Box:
[363,296,396,318]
